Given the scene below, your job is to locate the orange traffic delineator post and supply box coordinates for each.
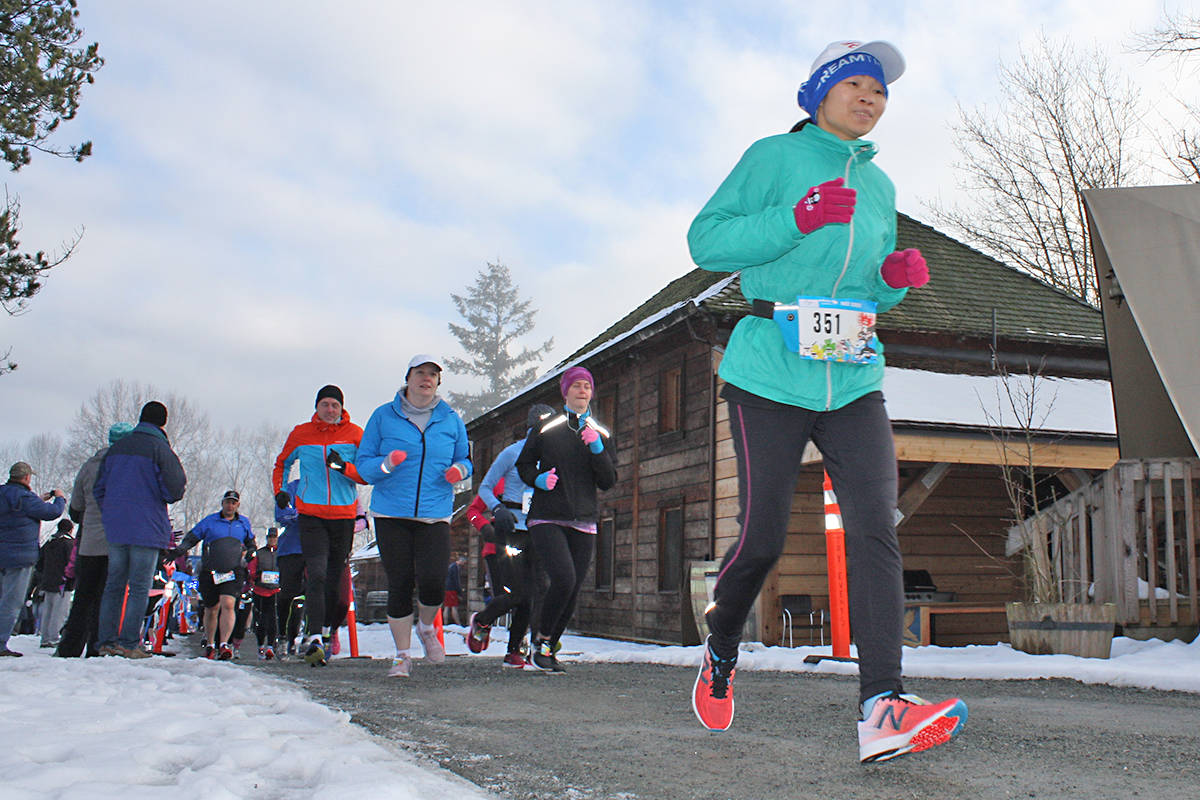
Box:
[434,608,445,647]
[804,470,858,665]
[344,573,370,658]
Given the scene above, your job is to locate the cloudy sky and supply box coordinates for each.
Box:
[0,0,1191,444]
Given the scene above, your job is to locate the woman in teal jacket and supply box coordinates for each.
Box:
[687,40,966,764]
[355,354,471,678]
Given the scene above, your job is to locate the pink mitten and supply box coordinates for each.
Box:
[381,450,407,474]
[880,248,929,288]
[793,178,856,234]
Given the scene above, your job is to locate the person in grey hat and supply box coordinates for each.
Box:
[0,461,66,656]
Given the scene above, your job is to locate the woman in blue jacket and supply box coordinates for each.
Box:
[687,40,966,763]
[356,354,471,678]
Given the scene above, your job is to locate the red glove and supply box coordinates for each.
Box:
[381,450,407,474]
[880,248,929,288]
[793,178,856,234]
[445,464,467,483]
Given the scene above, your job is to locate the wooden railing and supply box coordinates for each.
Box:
[1008,458,1200,627]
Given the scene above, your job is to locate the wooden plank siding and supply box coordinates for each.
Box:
[450,322,1116,648]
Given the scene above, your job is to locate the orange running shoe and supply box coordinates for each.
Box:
[858,692,968,763]
[692,635,736,731]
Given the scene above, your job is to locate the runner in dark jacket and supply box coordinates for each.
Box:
[516,367,616,673]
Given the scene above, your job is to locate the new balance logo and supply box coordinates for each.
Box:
[875,704,909,731]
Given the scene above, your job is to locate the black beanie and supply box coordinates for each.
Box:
[315,384,344,408]
[139,401,168,427]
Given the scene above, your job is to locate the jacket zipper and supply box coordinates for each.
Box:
[826,148,859,411]
[323,444,332,505]
[411,420,426,517]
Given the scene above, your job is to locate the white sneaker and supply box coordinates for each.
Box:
[416,625,445,663]
[387,655,412,678]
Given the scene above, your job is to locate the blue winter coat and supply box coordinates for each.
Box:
[355,394,471,519]
[0,482,65,569]
[94,422,187,550]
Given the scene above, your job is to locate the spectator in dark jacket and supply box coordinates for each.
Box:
[36,519,76,648]
[0,461,66,657]
[56,422,135,658]
[94,401,187,659]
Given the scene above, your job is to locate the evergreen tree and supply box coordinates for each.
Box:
[446,261,553,421]
[0,0,103,373]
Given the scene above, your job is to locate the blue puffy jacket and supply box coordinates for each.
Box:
[0,482,65,569]
[273,479,302,557]
[356,394,471,519]
[94,422,187,550]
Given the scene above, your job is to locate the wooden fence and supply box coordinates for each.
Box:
[1008,458,1200,627]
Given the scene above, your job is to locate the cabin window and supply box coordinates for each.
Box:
[658,504,684,592]
[596,514,615,590]
[659,365,683,434]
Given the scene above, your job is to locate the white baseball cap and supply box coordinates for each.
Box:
[808,40,905,84]
[406,354,444,374]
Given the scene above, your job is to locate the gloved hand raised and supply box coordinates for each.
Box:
[325,451,346,472]
[793,178,856,234]
[492,504,516,537]
[445,464,467,484]
[535,468,558,490]
[880,248,929,288]
[275,491,290,510]
[580,425,604,454]
[380,450,407,474]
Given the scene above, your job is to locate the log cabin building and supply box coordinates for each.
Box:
[373,214,1121,648]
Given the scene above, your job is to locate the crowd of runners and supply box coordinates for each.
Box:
[1,38,970,764]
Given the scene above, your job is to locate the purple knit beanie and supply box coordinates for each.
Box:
[559,366,595,398]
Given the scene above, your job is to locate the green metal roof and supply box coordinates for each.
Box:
[564,213,1104,364]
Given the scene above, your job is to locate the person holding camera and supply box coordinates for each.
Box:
[272,384,365,666]
[0,461,66,657]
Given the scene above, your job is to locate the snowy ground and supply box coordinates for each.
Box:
[3,625,1197,799]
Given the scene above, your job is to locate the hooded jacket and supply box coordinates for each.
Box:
[37,530,75,592]
[273,410,364,520]
[355,392,471,519]
[70,447,109,557]
[94,422,187,550]
[0,482,65,569]
[687,122,907,412]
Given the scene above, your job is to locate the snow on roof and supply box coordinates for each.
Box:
[885,367,1115,435]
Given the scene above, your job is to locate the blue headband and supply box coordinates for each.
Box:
[797,52,888,116]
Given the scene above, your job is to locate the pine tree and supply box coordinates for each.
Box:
[446,261,553,421]
[0,0,104,374]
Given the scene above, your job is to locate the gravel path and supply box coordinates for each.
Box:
[248,649,1200,799]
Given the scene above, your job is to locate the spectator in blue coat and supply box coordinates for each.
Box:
[94,401,187,659]
[0,461,66,657]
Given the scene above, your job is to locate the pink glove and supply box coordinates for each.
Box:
[793,178,856,234]
[880,248,929,288]
[381,450,407,473]
[535,468,558,490]
[444,464,467,483]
